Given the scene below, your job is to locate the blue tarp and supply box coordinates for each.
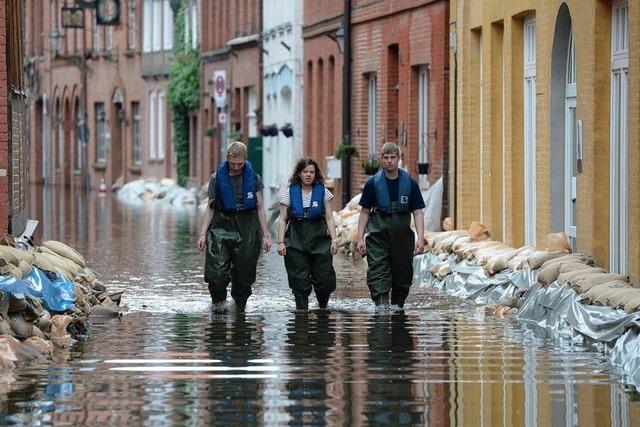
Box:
[0,268,75,312]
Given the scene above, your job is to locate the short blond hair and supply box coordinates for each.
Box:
[226,141,247,159]
[380,141,400,156]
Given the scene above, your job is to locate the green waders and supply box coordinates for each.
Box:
[205,209,262,310]
[365,210,414,306]
[284,218,336,309]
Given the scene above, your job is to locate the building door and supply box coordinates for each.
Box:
[564,30,578,249]
[610,0,629,274]
[111,103,124,183]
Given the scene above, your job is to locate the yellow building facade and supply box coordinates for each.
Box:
[450,0,640,282]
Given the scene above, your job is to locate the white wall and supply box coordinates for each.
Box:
[262,0,304,211]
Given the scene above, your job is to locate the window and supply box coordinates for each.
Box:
[148,91,157,159]
[143,0,173,53]
[105,27,113,52]
[418,66,429,189]
[75,103,83,170]
[367,73,377,157]
[55,100,62,169]
[191,0,198,48]
[610,0,628,274]
[157,91,166,160]
[128,0,137,50]
[93,12,101,52]
[95,103,107,164]
[524,16,537,245]
[132,102,142,165]
[564,30,577,248]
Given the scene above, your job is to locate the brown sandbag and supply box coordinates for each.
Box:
[42,240,87,268]
[0,336,18,368]
[33,252,82,279]
[0,246,20,266]
[0,317,12,336]
[557,266,607,285]
[17,260,32,279]
[468,222,490,239]
[571,272,628,294]
[24,336,53,355]
[623,290,640,313]
[485,249,520,275]
[434,232,468,254]
[527,251,567,270]
[546,232,572,253]
[0,246,35,266]
[89,304,120,317]
[442,217,454,231]
[537,254,586,285]
[583,280,631,306]
[9,313,44,339]
[0,262,22,279]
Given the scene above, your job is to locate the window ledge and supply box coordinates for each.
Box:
[93,163,107,171]
[130,165,142,174]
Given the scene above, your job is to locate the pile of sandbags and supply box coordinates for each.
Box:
[0,236,122,369]
[117,178,198,206]
[334,194,363,254]
[424,220,640,313]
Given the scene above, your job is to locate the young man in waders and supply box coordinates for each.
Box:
[356,142,425,308]
[277,158,338,310]
[197,142,272,312]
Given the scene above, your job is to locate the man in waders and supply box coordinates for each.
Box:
[356,142,425,308]
[197,141,272,312]
[277,158,338,310]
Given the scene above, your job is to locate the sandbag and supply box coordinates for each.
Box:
[571,272,627,294]
[623,290,640,313]
[33,252,82,279]
[434,233,468,254]
[508,255,529,271]
[527,251,567,270]
[0,262,22,279]
[546,232,572,252]
[468,222,490,239]
[42,241,86,268]
[485,249,520,275]
[17,260,32,279]
[0,247,20,266]
[537,254,585,285]
[0,246,35,265]
[559,261,594,274]
[442,217,454,231]
[557,266,606,285]
[0,336,17,368]
[583,280,631,306]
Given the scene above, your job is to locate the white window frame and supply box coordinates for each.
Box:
[418,65,429,189]
[524,15,537,245]
[564,30,578,247]
[143,0,152,52]
[105,27,113,52]
[148,91,157,160]
[191,0,198,48]
[157,91,166,160]
[162,0,173,50]
[367,73,377,157]
[93,11,101,52]
[128,0,137,50]
[152,0,162,51]
[610,0,629,274]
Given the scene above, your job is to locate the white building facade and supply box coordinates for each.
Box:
[262,0,304,211]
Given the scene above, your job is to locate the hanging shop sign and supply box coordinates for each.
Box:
[96,0,120,26]
[213,71,227,108]
[62,7,84,28]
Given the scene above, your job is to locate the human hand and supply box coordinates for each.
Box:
[330,241,338,256]
[263,236,272,253]
[414,239,424,255]
[197,235,206,252]
[357,238,366,257]
[277,242,286,256]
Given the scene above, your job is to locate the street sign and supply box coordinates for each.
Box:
[213,71,226,108]
[218,113,227,124]
[62,7,84,28]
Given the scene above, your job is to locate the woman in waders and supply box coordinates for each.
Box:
[277,158,338,310]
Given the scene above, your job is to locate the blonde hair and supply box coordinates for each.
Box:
[380,141,400,156]
[226,141,248,159]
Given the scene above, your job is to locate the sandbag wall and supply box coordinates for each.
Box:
[414,228,640,391]
[0,239,122,369]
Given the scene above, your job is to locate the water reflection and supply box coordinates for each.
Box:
[0,185,636,425]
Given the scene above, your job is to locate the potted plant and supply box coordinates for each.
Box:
[230,131,243,142]
[267,124,279,137]
[335,135,358,159]
[258,124,270,137]
[280,123,293,138]
[361,157,380,175]
[205,125,217,137]
[417,162,430,175]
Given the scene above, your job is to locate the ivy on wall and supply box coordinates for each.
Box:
[168,1,200,186]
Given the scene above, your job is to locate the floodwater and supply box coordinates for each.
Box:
[0,185,638,426]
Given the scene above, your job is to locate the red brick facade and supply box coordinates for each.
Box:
[350,0,449,194]
[302,0,344,205]
[25,1,174,190]
[192,0,262,185]
[0,0,8,233]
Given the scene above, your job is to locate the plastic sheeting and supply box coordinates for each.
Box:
[413,252,640,391]
[0,268,75,312]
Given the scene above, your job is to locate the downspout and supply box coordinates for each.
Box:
[341,0,352,207]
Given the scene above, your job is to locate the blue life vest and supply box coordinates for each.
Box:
[374,169,411,214]
[216,160,258,212]
[289,183,325,220]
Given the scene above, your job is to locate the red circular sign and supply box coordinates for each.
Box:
[215,75,225,96]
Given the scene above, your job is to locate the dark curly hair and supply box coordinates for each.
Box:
[288,157,325,186]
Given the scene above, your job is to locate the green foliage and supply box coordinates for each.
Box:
[360,157,380,170]
[168,1,200,187]
[335,135,358,159]
[205,125,217,137]
[230,131,243,142]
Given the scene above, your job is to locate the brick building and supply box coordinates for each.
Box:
[350,0,449,196]
[302,0,345,206]
[25,0,177,190]
[191,0,263,185]
[451,0,639,281]
[1,0,28,235]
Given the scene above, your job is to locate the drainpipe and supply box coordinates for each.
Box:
[340,0,352,207]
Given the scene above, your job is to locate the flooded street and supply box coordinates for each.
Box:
[1,186,638,425]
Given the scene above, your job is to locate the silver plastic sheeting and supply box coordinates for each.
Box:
[412,252,640,391]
